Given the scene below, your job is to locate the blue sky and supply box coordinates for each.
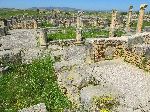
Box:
[0,0,150,11]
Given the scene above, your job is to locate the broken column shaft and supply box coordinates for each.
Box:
[126,6,133,32]
[37,29,47,48]
[109,10,117,37]
[75,11,83,44]
[137,4,148,33]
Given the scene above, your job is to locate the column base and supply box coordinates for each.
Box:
[74,40,85,45]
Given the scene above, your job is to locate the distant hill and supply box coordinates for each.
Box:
[30,7,80,11]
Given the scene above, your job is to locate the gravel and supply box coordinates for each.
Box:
[52,43,150,111]
[92,59,150,111]
[0,29,37,49]
[0,29,46,63]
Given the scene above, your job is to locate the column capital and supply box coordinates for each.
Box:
[129,5,133,12]
[140,4,148,10]
[112,10,117,13]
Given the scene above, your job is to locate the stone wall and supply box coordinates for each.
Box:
[12,20,37,29]
[124,44,150,71]
[89,38,128,62]
[128,33,150,47]
[0,27,5,37]
[90,33,150,71]
[0,27,9,37]
[48,39,76,47]
[0,49,22,66]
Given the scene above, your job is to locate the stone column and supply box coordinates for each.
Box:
[75,11,83,44]
[126,6,133,32]
[37,29,47,48]
[6,20,12,29]
[109,10,117,37]
[137,4,148,33]
[76,11,83,28]
[32,19,38,29]
[93,18,97,27]
[76,28,82,43]
[76,16,81,28]
[0,20,5,28]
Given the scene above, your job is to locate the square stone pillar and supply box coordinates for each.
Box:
[77,16,81,28]
[32,19,38,29]
[76,11,83,28]
[0,21,5,27]
[93,18,97,27]
[125,6,133,32]
[109,10,117,37]
[37,29,47,48]
[75,11,84,44]
[137,4,148,33]
[76,28,82,43]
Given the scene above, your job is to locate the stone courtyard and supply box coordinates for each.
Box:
[0,2,150,112]
[49,40,150,112]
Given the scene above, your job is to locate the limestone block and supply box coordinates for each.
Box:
[80,85,122,111]
[0,49,22,65]
[104,46,115,60]
[18,103,47,112]
[37,29,47,47]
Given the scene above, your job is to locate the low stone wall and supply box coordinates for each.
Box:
[124,44,150,71]
[89,38,128,62]
[48,39,76,47]
[47,32,150,71]
[0,27,5,37]
[128,33,150,47]
[90,33,150,71]
[0,49,22,66]
[0,27,9,37]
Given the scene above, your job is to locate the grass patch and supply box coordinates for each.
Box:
[41,21,54,28]
[0,56,71,112]
[47,28,110,41]
[47,27,125,41]
[114,29,125,37]
[47,27,76,41]
[131,20,150,30]
[0,9,38,19]
[82,29,109,38]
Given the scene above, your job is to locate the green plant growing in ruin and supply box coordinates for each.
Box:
[41,21,54,28]
[82,29,109,38]
[47,27,76,41]
[92,95,119,112]
[54,55,62,62]
[114,29,125,37]
[0,56,72,112]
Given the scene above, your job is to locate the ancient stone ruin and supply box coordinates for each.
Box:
[109,10,117,37]
[0,3,150,112]
[125,6,133,32]
[137,4,148,33]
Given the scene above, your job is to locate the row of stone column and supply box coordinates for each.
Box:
[37,4,148,46]
[109,4,148,37]
[75,11,83,44]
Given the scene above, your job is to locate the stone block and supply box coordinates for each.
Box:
[18,103,47,112]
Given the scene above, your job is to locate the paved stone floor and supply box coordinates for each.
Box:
[50,44,150,112]
[0,29,44,63]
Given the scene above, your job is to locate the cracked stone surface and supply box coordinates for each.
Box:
[18,103,47,112]
[0,29,45,63]
[51,43,150,112]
